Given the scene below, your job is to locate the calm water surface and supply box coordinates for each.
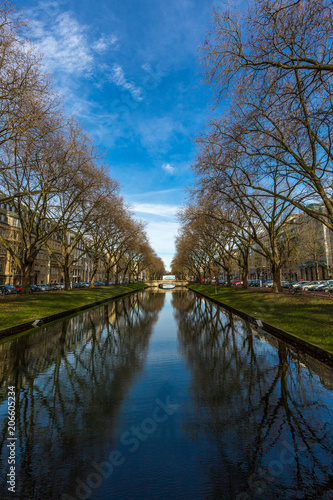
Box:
[0,289,332,499]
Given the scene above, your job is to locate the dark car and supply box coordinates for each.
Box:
[318,281,333,292]
[30,284,42,292]
[0,285,18,295]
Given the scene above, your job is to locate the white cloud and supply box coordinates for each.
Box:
[109,64,143,101]
[162,163,175,174]
[92,35,119,53]
[28,9,118,77]
[31,12,93,74]
[132,203,178,217]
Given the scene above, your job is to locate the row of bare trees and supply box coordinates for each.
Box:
[172,0,333,292]
[0,3,165,292]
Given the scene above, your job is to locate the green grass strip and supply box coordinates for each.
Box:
[0,284,147,331]
[188,284,333,354]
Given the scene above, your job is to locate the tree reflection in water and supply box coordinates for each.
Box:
[173,291,333,499]
[0,291,165,499]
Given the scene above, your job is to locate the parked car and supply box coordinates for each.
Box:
[281,280,292,288]
[231,280,242,285]
[311,280,330,291]
[37,284,50,292]
[52,282,65,290]
[248,280,260,287]
[301,280,326,291]
[315,281,333,292]
[262,280,274,288]
[15,284,22,293]
[30,285,42,292]
[0,285,18,295]
[293,281,312,290]
[322,283,333,292]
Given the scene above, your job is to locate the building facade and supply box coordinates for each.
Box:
[0,202,107,285]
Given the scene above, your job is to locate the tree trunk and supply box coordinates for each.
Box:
[64,266,71,291]
[272,265,282,293]
[21,262,33,294]
[315,262,319,280]
[90,262,98,287]
[241,252,249,289]
[226,270,231,287]
[105,267,110,286]
[242,267,249,289]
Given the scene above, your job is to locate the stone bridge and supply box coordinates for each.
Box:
[146,280,189,287]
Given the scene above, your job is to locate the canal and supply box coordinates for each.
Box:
[0,289,332,499]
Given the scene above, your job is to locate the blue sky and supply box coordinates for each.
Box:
[15,0,226,269]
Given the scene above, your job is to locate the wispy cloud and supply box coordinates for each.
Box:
[109,64,143,101]
[28,9,118,77]
[132,203,178,217]
[31,12,93,74]
[92,34,119,52]
[162,163,175,174]
[128,188,181,198]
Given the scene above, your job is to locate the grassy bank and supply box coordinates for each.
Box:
[188,283,333,354]
[0,283,147,331]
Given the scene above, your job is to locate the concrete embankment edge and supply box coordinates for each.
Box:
[188,285,333,367]
[0,285,148,340]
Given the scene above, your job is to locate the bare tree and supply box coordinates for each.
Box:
[83,195,123,287]
[45,122,118,290]
[0,108,72,293]
[0,3,61,193]
[200,0,333,231]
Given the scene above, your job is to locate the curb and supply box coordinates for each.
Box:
[188,285,333,367]
[0,285,148,340]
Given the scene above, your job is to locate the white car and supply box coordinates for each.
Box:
[294,281,312,290]
[302,281,326,291]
